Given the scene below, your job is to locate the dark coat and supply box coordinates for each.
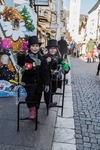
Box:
[21,53,50,108]
[58,39,68,56]
[22,54,50,86]
[44,54,62,93]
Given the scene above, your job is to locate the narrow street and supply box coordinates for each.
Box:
[0,56,100,150]
[70,56,100,150]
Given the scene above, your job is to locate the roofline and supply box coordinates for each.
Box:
[88,0,100,14]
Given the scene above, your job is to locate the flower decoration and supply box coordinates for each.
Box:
[3,20,26,41]
[1,38,12,49]
[25,62,33,70]
[22,41,29,51]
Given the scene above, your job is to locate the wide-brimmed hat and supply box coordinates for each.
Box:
[46,39,59,48]
[28,36,42,47]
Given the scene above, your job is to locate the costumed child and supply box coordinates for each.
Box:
[45,39,62,107]
[19,36,50,119]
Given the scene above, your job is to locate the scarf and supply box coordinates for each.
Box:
[29,53,41,66]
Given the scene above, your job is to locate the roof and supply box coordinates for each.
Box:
[88,0,100,14]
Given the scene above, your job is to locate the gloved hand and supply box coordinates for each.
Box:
[44,85,49,93]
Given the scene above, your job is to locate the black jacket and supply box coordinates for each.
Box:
[58,39,68,56]
[22,54,50,92]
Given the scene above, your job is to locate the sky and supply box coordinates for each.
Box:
[63,0,98,15]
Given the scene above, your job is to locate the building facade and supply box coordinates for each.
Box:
[69,0,81,42]
[86,0,100,42]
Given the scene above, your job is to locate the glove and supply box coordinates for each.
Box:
[44,85,49,93]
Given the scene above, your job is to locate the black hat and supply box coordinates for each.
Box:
[28,36,42,47]
[46,39,59,48]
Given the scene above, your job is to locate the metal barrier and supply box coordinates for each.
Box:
[16,85,38,132]
[49,72,66,116]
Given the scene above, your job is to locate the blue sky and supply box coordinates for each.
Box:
[63,0,98,15]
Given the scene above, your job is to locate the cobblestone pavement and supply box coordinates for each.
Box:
[70,56,100,150]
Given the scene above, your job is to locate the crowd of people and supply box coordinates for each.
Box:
[68,39,100,63]
[67,39,100,76]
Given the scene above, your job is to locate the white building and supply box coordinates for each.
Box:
[69,0,81,42]
[86,0,100,42]
[55,0,63,40]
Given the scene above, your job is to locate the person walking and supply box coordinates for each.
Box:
[86,39,94,63]
[96,43,100,75]
[21,36,50,119]
[58,36,68,58]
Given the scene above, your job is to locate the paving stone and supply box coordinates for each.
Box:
[58,108,73,118]
[52,142,76,150]
[56,117,74,129]
[70,57,100,150]
[53,128,75,144]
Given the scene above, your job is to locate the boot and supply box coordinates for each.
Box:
[29,107,36,119]
[96,71,99,76]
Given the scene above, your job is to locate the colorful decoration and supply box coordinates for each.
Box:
[20,5,35,31]
[0,37,2,49]
[16,4,37,36]
[1,38,12,49]
[22,41,29,51]
[61,57,71,74]
[0,80,11,91]
[3,20,26,41]
[11,38,25,50]
[25,62,33,70]
[0,4,37,51]
[0,80,27,97]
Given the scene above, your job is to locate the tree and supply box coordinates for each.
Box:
[20,6,35,31]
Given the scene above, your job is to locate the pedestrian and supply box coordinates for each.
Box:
[45,39,62,107]
[92,44,98,63]
[86,39,94,63]
[81,42,86,59]
[21,36,50,119]
[73,43,78,57]
[96,43,100,75]
[70,41,75,56]
[58,36,68,58]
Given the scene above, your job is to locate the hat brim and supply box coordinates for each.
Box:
[27,42,42,48]
[46,45,59,48]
